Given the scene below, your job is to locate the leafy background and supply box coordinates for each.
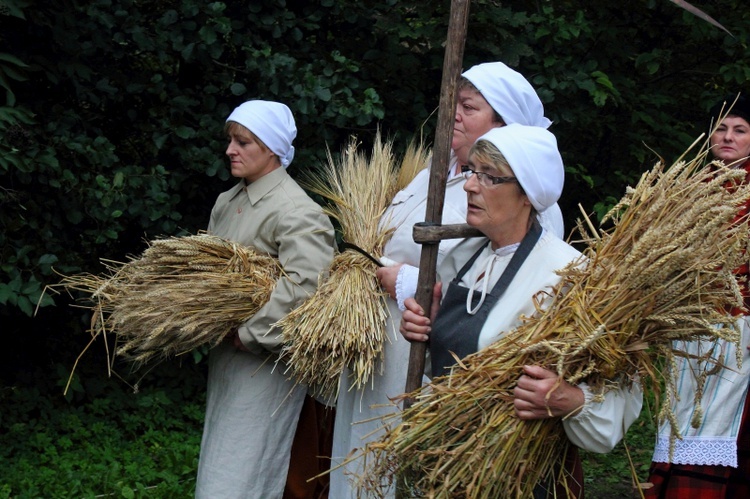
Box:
[1,0,748,496]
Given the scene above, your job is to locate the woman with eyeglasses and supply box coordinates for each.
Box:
[400,124,642,497]
[329,61,566,498]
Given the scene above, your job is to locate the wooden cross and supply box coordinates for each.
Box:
[402,0,474,407]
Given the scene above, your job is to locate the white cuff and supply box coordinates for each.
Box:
[395,264,419,311]
[569,382,595,423]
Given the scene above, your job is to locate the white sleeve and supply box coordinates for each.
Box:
[395,264,419,311]
[562,381,643,453]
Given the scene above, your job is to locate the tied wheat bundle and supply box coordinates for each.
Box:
[357,139,750,498]
[58,234,281,365]
[278,134,429,403]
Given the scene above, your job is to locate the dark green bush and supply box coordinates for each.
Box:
[3,0,749,319]
[0,354,206,498]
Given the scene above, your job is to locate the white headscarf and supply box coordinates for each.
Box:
[465,124,564,314]
[226,100,297,168]
[462,62,552,129]
[476,124,563,213]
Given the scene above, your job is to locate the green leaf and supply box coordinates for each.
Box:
[199,26,217,45]
[1,64,28,82]
[181,43,195,61]
[33,292,55,309]
[0,1,27,19]
[314,86,331,101]
[0,54,29,67]
[0,282,12,305]
[7,274,22,293]
[230,82,246,96]
[38,254,59,266]
[65,210,84,224]
[153,134,169,149]
[20,279,40,295]
[174,126,195,139]
[17,295,33,316]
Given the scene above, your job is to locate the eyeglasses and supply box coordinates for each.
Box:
[461,166,519,187]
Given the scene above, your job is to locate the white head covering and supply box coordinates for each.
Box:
[462,62,552,129]
[226,100,297,168]
[475,124,563,213]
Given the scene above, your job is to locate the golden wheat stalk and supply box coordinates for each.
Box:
[57,234,281,365]
[278,134,429,402]
[357,138,750,498]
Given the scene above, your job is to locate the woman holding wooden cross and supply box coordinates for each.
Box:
[330,61,565,498]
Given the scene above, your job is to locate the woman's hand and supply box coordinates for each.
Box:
[399,282,442,342]
[513,365,585,420]
[376,263,403,300]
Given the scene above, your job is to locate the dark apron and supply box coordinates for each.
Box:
[429,222,583,498]
[429,221,542,378]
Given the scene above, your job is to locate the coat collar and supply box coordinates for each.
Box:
[227,167,287,205]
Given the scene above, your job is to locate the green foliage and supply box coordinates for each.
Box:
[0,360,205,498]
[467,0,750,232]
[581,389,658,498]
[0,0,441,318]
[3,0,744,317]
[0,53,29,106]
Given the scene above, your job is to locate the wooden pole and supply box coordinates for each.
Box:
[403,0,471,407]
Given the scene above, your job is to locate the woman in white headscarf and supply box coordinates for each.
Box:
[195,100,335,498]
[329,62,565,498]
[400,125,642,497]
[645,93,750,499]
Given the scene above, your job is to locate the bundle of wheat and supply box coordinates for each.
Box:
[58,234,281,365]
[357,138,750,498]
[278,134,429,402]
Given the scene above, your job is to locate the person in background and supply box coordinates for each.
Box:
[195,100,335,498]
[329,61,564,498]
[645,93,750,498]
[399,124,642,497]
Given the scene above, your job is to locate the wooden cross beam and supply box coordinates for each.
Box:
[412,222,482,244]
[403,0,471,407]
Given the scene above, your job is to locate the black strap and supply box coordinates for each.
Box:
[452,239,491,283]
[455,220,543,289]
[485,220,543,293]
[429,221,544,377]
[339,241,384,267]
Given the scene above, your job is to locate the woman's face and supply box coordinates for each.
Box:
[710,115,750,166]
[463,156,531,247]
[452,89,500,165]
[226,130,280,182]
